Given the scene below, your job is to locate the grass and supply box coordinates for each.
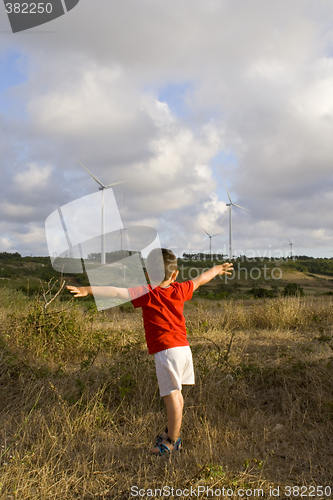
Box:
[0,288,333,499]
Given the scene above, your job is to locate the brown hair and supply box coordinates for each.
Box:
[146,248,177,284]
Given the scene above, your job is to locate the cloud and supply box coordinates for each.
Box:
[14,163,52,190]
[28,66,143,136]
[0,202,35,220]
[0,235,14,252]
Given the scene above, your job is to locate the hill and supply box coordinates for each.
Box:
[179,254,333,298]
[1,252,333,299]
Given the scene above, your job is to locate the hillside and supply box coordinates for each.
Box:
[1,252,333,299]
[178,255,333,298]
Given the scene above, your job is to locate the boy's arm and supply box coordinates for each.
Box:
[67,285,131,301]
[191,263,234,291]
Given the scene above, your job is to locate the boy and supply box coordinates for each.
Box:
[67,249,233,455]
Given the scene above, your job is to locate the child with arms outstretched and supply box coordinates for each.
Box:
[68,248,233,455]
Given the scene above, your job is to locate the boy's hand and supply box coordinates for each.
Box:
[192,262,234,290]
[67,285,89,297]
[217,263,234,275]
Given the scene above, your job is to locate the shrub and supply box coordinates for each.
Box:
[4,281,108,362]
[283,282,305,297]
[249,287,278,298]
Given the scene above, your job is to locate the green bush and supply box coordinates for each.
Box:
[249,287,278,298]
[4,282,108,362]
[283,282,305,297]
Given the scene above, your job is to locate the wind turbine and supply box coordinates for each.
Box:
[115,227,129,283]
[200,227,223,258]
[287,237,294,259]
[78,161,127,265]
[115,226,129,255]
[222,181,251,260]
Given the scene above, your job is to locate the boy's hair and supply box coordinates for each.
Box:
[146,248,177,284]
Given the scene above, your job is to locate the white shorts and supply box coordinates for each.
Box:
[154,346,195,397]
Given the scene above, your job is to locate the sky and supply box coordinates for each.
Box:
[1,0,333,260]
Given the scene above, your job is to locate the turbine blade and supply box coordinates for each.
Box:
[104,179,128,188]
[115,229,121,245]
[286,236,292,244]
[78,161,105,188]
[200,226,211,237]
[223,178,232,203]
[212,231,224,238]
[232,203,251,212]
[220,208,230,225]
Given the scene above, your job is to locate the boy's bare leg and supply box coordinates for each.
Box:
[165,390,183,441]
[150,390,183,453]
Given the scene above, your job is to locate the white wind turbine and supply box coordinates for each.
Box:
[115,226,130,283]
[287,237,294,259]
[200,227,223,258]
[78,161,127,265]
[222,180,251,260]
[116,227,128,253]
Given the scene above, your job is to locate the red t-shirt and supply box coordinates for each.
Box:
[129,281,194,354]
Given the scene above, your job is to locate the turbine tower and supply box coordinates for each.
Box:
[78,161,127,265]
[200,227,223,258]
[222,181,251,260]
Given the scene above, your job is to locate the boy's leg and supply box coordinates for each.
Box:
[150,389,183,453]
[152,347,193,453]
[164,389,183,441]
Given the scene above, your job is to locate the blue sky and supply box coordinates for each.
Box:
[0,51,27,91]
[158,82,193,118]
[0,50,28,95]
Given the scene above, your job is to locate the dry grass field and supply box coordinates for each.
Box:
[1,286,333,499]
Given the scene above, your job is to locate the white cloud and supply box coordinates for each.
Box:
[0,202,35,219]
[27,66,141,136]
[0,221,48,256]
[14,163,52,191]
[0,236,13,252]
